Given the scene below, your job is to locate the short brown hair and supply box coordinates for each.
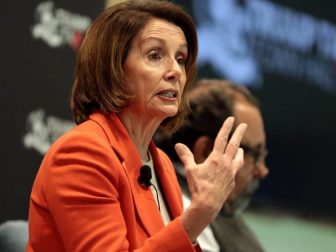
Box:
[184,79,259,139]
[71,0,198,132]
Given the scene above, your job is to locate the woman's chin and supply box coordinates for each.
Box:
[155,106,178,119]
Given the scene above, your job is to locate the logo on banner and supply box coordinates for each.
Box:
[31,1,91,50]
[23,109,75,155]
[193,0,336,93]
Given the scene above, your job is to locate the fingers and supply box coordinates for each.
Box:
[175,143,196,168]
[225,123,247,160]
[212,117,235,155]
[232,147,244,174]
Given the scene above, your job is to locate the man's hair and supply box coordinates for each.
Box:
[155,79,259,160]
[71,0,198,132]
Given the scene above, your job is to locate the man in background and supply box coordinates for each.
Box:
[155,79,269,252]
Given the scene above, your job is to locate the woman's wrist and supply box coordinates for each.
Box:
[180,202,216,242]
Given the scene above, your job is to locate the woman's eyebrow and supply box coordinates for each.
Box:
[139,37,188,51]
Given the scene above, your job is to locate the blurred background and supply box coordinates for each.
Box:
[1,0,335,251]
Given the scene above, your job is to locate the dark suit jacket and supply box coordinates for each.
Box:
[211,212,265,252]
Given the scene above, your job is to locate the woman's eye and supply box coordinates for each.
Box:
[176,56,187,67]
[148,50,162,61]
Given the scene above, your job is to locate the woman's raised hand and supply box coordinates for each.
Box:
[176,117,247,241]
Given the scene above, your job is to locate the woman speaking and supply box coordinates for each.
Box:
[27,1,247,251]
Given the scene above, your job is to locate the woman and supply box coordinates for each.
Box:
[27,1,247,251]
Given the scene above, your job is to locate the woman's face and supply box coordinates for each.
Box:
[123,18,188,120]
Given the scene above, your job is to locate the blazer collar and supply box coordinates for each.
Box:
[150,145,184,219]
[89,112,182,235]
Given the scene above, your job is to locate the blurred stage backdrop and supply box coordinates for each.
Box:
[1,0,335,224]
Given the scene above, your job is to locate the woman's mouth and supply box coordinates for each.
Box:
[157,90,178,98]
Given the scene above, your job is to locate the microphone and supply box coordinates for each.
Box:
[138,165,161,211]
[138,165,152,188]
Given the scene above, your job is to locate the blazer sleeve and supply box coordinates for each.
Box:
[42,130,198,252]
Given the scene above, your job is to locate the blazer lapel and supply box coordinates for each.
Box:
[122,149,165,236]
[149,143,183,219]
[89,112,165,236]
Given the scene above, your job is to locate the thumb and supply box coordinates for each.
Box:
[175,143,195,168]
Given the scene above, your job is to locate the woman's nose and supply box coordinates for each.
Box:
[163,58,183,82]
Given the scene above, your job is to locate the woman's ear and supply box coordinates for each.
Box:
[192,136,213,164]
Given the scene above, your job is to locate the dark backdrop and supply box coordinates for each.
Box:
[173,0,336,218]
[0,0,104,222]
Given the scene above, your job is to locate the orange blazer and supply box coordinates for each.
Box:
[27,112,201,252]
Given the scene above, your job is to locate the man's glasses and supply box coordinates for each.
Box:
[240,144,268,166]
